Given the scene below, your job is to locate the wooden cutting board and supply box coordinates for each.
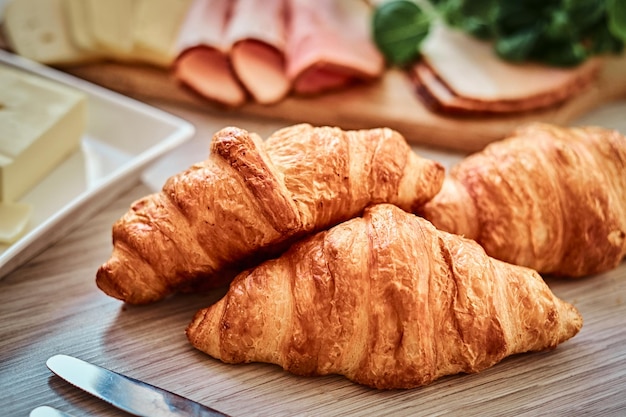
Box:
[62,54,626,152]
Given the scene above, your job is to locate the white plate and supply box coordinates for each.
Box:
[0,50,195,279]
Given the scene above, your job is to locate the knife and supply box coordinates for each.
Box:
[46,354,229,417]
[30,406,76,417]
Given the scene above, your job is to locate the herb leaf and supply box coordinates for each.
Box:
[607,0,626,41]
[372,0,626,68]
[494,27,541,62]
[372,0,432,66]
[587,19,625,54]
[562,0,605,34]
[435,0,498,38]
[531,40,589,67]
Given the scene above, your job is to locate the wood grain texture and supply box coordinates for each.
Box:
[1,105,626,416]
[60,54,626,153]
[2,182,626,417]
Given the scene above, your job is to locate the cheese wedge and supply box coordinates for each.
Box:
[0,64,86,204]
[0,202,33,244]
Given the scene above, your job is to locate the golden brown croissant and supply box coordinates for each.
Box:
[97,124,444,304]
[419,123,626,277]
[187,204,582,390]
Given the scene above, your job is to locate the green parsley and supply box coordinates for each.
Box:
[372,0,626,67]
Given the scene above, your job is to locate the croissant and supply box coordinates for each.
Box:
[97,124,444,304]
[187,204,582,390]
[419,123,626,277]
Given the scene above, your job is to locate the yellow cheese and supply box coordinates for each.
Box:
[133,0,193,67]
[87,0,138,58]
[0,64,86,203]
[63,0,103,55]
[3,0,100,65]
[5,0,195,67]
[0,202,33,244]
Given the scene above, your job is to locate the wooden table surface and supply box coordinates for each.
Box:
[1,102,626,417]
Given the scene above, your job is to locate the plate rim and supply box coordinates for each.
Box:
[0,50,196,278]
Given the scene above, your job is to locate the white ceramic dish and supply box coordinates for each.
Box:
[0,50,195,279]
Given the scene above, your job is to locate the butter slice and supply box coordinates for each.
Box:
[0,202,33,244]
[0,64,86,203]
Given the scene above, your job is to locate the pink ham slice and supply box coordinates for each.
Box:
[285,0,385,95]
[173,0,246,107]
[226,0,290,104]
[412,23,602,114]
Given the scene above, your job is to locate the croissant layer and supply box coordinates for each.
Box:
[97,124,444,303]
[187,204,582,389]
[420,123,626,277]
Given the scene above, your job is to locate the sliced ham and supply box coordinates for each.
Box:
[173,0,385,104]
[413,23,601,114]
[285,0,385,95]
[173,0,246,107]
[226,0,290,104]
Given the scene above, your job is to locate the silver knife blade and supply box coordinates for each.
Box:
[30,406,76,417]
[46,354,229,417]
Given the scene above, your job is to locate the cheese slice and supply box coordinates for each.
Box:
[0,64,86,203]
[87,0,138,59]
[133,0,193,67]
[63,0,103,55]
[3,0,100,65]
[0,202,33,244]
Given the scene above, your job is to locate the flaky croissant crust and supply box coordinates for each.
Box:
[420,122,626,277]
[97,124,444,303]
[187,204,582,389]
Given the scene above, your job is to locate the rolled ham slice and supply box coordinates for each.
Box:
[413,23,601,114]
[285,0,385,95]
[226,0,290,104]
[173,0,246,107]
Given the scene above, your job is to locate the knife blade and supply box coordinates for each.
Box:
[46,354,228,417]
[30,406,76,417]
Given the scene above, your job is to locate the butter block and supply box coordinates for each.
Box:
[0,64,86,203]
[0,202,33,244]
